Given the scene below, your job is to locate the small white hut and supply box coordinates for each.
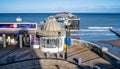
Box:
[37,16,66,53]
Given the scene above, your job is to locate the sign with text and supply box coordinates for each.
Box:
[0,23,37,29]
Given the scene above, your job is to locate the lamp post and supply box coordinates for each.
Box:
[57,32,61,58]
[65,25,68,59]
[64,22,71,60]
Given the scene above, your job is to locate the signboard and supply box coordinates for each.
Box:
[0,24,14,28]
[0,23,37,29]
[17,24,36,28]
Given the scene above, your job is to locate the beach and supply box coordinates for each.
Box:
[100,39,120,48]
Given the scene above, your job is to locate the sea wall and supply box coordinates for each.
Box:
[71,39,120,68]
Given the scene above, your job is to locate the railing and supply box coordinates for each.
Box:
[72,39,120,68]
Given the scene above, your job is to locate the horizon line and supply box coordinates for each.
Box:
[0,12,120,14]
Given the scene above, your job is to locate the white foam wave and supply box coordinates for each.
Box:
[80,29,108,31]
[71,29,109,32]
[88,27,113,30]
[71,33,115,36]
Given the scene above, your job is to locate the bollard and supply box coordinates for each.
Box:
[46,52,49,58]
[62,53,65,59]
[57,52,60,58]
[78,58,82,65]
[65,52,67,59]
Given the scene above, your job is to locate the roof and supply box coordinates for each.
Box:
[37,18,65,37]
[42,20,61,31]
[36,30,65,37]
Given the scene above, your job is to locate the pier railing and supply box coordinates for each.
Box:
[72,39,120,68]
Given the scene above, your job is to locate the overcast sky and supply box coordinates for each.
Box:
[0,0,120,13]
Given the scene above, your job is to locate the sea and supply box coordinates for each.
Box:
[0,13,120,42]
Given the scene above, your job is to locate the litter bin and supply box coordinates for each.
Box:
[65,36,71,47]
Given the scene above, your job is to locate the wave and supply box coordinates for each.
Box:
[71,27,114,32]
[81,29,108,31]
[88,27,113,30]
[71,33,115,36]
[71,29,109,32]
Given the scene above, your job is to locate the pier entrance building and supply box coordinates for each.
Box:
[0,23,37,48]
[0,17,66,53]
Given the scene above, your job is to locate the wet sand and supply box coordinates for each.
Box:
[100,39,120,48]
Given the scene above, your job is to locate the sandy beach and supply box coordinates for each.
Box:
[100,39,120,48]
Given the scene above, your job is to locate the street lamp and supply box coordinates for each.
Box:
[65,25,68,59]
[57,32,61,58]
[64,22,71,60]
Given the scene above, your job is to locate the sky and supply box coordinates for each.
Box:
[0,0,120,13]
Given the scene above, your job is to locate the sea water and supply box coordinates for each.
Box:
[0,13,120,41]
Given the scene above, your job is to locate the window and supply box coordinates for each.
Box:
[40,37,62,48]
